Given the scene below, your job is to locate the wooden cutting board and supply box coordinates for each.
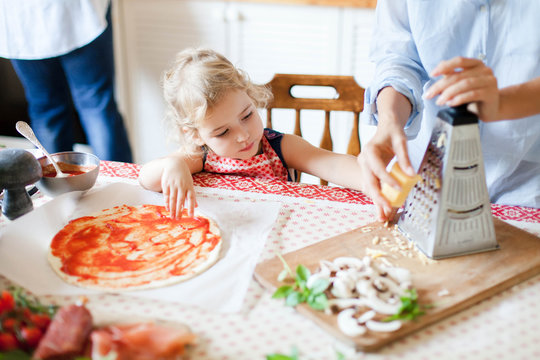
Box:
[254,217,540,352]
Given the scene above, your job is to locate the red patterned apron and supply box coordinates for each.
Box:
[204,135,289,181]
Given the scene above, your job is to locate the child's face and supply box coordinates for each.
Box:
[196,89,264,160]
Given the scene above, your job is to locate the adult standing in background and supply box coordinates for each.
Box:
[0,0,132,162]
[357,0,540,220]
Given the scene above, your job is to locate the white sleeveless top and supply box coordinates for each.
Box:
[0,0,110,59]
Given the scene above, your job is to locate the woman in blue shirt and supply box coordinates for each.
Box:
[358,0,540,220]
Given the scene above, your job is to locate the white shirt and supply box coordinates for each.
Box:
[0,0,110,59]
[364,0,540,208]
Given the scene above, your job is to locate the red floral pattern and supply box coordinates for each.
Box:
[204,135,289,181]
[99,161,540,222]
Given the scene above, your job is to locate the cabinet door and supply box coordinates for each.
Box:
[115,0,227,163]
[341,8,376,89]
[227,2,341,83]
[341,8,377,147]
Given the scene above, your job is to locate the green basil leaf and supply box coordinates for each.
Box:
[296,279,308,292]
[277,269,289,282]
[266,355,294,360]
[272,285,293,299]
[291,346,299,359]
[285,291,302,307]
[384,288,428,321]
[276,253,294,278]
[296,264,310,282]
[383,314,399,322]
[310,278,329,294]
[308,293,329,310]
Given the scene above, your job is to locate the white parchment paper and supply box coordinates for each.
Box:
[0,183,281,312]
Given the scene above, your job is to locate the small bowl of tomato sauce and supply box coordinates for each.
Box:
[36,151,100,197]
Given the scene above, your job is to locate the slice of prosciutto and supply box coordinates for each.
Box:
[33,304,93,360]
[90,322,196,360]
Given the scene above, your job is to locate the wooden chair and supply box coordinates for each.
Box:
[265,73,365,185]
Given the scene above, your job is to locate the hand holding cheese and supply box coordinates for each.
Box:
[381,162,422,208]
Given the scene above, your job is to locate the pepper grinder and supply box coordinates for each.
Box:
[0,149,42,220]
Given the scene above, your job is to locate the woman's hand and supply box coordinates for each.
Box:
[160,157,198,219]
[425,57,500,122]
[357,87,415,221]
[357,123,412,221]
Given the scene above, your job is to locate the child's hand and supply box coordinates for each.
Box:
[160,158,198,219]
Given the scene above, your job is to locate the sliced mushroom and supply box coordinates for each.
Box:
[312,255,418,335]
[384,266,412,286]
[367,257,387,276]
[363,296,401,315]
[356,279,377,298]
[333,257,364,269]
[319,260,338,273]
[331,277,354,298]
[376,276,405,297]
[362,256,372,268]
[372,278,388,292]
[327,298,368,310]
[356,310,376,324]
[365,319,402,332]
[337,309,367,337]
[306,271,330,290]
[335,270,357,289]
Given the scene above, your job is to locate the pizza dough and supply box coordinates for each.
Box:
[48,204,222,291]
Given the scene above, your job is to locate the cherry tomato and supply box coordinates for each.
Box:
[29,313,51,331]
[22,307,32,319]
[0,332,18,351]
[0,290,15,315]
[1,317,17,333]
[20,326,43,348]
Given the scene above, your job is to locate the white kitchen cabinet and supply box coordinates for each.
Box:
[342,7,378,148]
[114,0,228,163]
[113,0,376,183]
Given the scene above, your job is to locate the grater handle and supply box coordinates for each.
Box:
[437,104,478,126]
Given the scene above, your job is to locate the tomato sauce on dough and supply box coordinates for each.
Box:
[49,204,221,289]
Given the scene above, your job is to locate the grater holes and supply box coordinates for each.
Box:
[403,141,442,229]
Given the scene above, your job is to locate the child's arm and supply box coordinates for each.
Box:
[138,151,204,218]
[280,134,365,191]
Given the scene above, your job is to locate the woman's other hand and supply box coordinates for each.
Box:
[425,57,499,122]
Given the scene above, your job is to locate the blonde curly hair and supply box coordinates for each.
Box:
[162,48,273,156]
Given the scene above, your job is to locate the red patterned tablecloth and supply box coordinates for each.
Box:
[100,160,540,223]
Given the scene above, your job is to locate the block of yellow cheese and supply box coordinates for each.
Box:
[381,162,422,208]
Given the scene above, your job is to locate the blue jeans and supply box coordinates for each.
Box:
[10,9,132,162]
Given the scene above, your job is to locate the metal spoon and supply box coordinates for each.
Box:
[15,121,69,178]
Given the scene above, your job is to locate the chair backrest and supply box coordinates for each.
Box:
[265,73,365,185]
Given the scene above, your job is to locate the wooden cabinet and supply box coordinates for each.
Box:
[113,0,376,178]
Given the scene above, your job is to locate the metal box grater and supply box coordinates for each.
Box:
[397,105,498,259]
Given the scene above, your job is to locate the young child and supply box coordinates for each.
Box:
[138,48,366,218]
